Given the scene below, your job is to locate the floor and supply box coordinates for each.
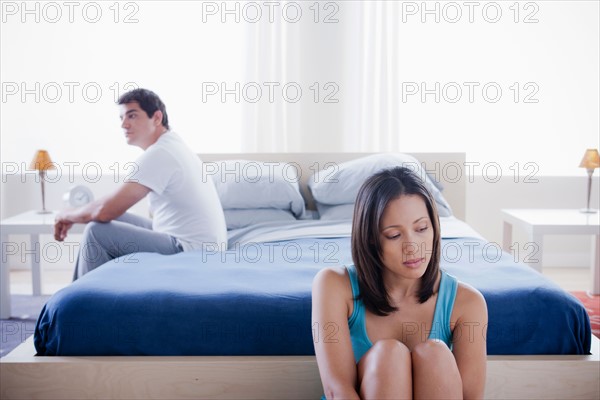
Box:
[10,268,73,295]
[542,267,594,292]
[8,266,593,295]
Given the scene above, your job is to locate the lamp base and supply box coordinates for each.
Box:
[580,208,598,214]
[36,210,53,214]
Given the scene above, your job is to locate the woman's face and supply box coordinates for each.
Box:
[378,194,435,280]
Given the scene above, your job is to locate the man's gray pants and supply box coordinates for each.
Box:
[73,213,183,280]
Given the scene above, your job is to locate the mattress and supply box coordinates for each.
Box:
[34,218,591,356]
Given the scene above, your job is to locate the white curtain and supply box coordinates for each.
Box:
[349,2,400,152]
[239,1,599,176]
[241,2,401,153]
[242,10,289,152]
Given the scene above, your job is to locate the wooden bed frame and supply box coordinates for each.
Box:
[2,153,599,399]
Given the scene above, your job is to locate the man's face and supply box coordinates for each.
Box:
[119,102,158,149]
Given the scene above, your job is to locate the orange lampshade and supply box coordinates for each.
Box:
[579,148,600,169]
[29,150,55,171]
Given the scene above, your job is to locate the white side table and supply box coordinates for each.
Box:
[0,210,84,319]
[501,209,600,295]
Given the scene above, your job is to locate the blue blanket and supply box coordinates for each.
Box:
[35,237,591,356]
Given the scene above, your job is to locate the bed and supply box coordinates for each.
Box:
[1,152,599,400]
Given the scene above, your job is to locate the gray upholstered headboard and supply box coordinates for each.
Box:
[198,153,466,220]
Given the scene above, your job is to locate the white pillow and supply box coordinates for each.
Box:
[308,153,452,217]
[206,160,305,217]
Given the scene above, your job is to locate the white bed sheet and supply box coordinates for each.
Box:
[227,216,483,247]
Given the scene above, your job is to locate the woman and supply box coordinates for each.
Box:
[312,167,487,399]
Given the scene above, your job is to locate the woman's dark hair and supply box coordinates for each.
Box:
[118,88,169,130]
[351,166,441,316]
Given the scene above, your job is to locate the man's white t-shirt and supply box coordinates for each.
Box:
[128,131,227,252]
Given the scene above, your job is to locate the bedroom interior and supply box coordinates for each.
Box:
[1,1,600,399]
[1,152,599,400]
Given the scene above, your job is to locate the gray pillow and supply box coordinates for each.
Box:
[224,209,296,230]
[317,203,354,221]
[209,160,305,218]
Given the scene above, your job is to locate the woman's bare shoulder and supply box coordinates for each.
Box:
[313,266,355,317]
[314,266,352,290]
[453,281,488,318]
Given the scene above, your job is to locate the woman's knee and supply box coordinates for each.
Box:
[358,340,413,398]
[412,339,453,364]
[360,339,411,372]
[372,339,411,358]
[412,340,460,376]
[412,340,461,383]
[412,340,462,396]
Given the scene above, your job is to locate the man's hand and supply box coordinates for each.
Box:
[52,182,150,241]
[54,213,74,241]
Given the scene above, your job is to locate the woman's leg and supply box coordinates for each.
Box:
[412,340,463,400]
[357,339,412,399]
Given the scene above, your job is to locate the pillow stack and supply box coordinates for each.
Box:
[308,153,453,220]
[207,160,305,230]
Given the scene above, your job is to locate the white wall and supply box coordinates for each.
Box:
[467,175,599,267]
[2,1,598,172]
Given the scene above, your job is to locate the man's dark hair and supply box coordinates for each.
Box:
[118,88,169,130]
[351,166,442,316]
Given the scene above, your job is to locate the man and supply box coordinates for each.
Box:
[55,88,227,279]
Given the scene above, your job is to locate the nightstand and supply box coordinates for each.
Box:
[0,210,85,319]
[501,209,600,294]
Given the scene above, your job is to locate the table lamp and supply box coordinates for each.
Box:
[29,150,55,214]
[579,148,600,214]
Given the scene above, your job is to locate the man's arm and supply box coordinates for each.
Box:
[54,182,151,241]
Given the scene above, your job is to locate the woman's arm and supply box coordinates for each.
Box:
[312,267,361,400]
[452,283,488,400]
